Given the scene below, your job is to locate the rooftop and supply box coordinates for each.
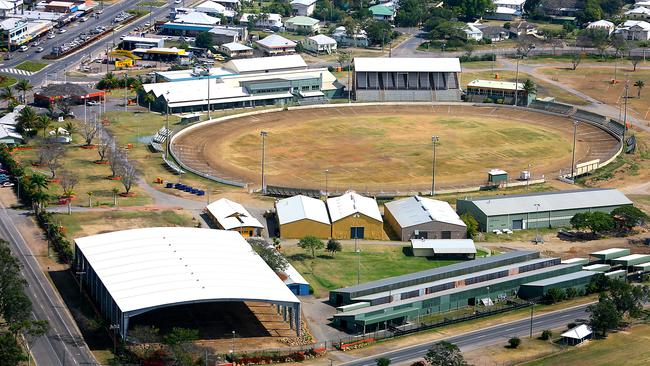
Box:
[326,191,382,223]
[174,11,221,25]
[285,16,319,26]
[290,0,318,5]
[205,198,264,230]
[410,239,476,254]
[467,79,523,90]
[276,195,330,226]
[221,42,252,51]
[385,196,466,228]
[309,34,336,45]
[561,324,592,340]
[460,189,633,216]
[520,270,595,287]
[591,247,630,256]
[369,4,395,16]
[74,228,299,313]
[255,34,297,49]
[354,57,461,73]
[36,83,103,98]
[225,54,307,73]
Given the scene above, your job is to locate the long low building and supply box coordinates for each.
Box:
[456,189,633,232]
[142,55,342,112]
[353,57,462,102]
[73,228,302,339]
[410,239,476,258]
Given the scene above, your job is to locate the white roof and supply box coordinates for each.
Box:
[495,6,519,14]
[385,196,466,228]
[0,124,22,140]
[410,239,476,254]
[196,0,226,12]
[489,168,508,175]
[465,23,483,34]
[0,0,12,11]
[256,34,296,49]
[309,34,337,45]
[588,20,614,28]
[561,324,592,340]
[225,54,307,73]
[591,247,628,256]
[276,195,330,225]
[221,42,252,51]
[283,262,309,286]
[615,254,650,261]
[494,0,525,5]
[619,20,650,30]
[354,57,461,73]
[206,198,264,230]
[290,0,318,5]
[326,191,382,223]
[0,105,24,126]
[561,258,588,264]
[175,11,221,25]
[626,6,650,14]
[74,228,299,313]
[468,79,523,91]
[122,36,163,43]
[239,12,282,22]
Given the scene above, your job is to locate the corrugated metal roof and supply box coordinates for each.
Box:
[334,250,539,294]
[520,270,594,287]
[255,34,297,48]
[283,262,309,286]
[561,324,592,339]
[461,189,632,216]
[221,42,252,51]
[561,258,588,265]
[326,191,382,223]
[353,57,461,73]
[590,247,630,258]
[276,195,330,225]
[74,228,299,313]
[225,54,307,73]
[309,34,336,45]
[583,264,610,272]
[175,11,221,25]
[410,239,476,254]
[205,198,264,230]
[385,196,466,228]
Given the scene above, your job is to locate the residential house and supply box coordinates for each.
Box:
[284,16,320,34]
[195,0,235,18]
[626,6,650,20]
[255,34,296,55]
[464,23,483,41]
[219,41,253,58]
[369,4,395,21]
[587,20,615,35]
[508,21,538,38]
[290,0,317,16]
[615,20,650,40]
[477,25,510,42]
[332,25,369,47]
[540,0,583,18]
[486,0,525,20]
[239,13,283,30]
[304,34,337,54]
[208,25,248,45]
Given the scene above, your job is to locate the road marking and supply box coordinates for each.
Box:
[0,68,35,76]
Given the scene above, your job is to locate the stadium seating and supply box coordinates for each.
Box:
[528,100,575,115]
[574,109,607,125]
[266,185,321,198]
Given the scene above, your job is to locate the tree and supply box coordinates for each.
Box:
[36,114,51,138]
[247,238,289,272]
[0,86,16,106]
[56,98,72,118]
[111,187,119,206]
[545,288,566,304]
[80,119,99,146]
[577,28,608,57]
[631,57,642,72]
[570,212,589,231]
[326,238,342,256]
[586,211,615,234]
[107,145,126,178]
[571,52,582,71]
[523,0,542,15]
[578,0,602,23]
[424,341,468,366]
[365,20,395,46]
[394,0,426,27]
[0,333,26,365]
[540,329,553,341]
[39,142,65,179]
[97,132,111,162]
[87,191,93,207]
[59,170,79,198]
[587,293,622,337]
[30,190,50,214]
[634,80,645,98]
[120,163,138,194]
[298,235,324,258]
[376,357,391,366]
[195,31,214,49]
[446,0,495,21]
[27,173,48,193]
[16,106,38,134]
[565,287,578,299]
[14,79,32,104]
[522,79,537,96]
[96,72,119,90]
[611,206,647,231]
[163,327,200,365]
[508,337,521,349]
[143,92,156,112]
[608,279,647,318]
[460,213,478,238]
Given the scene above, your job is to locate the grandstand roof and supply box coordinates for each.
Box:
[385,196,466,228]
[276,195,330,225]
[410,239,476,254]
[74,228,299,313]
[225,54,307,73]
[354,57,461,73]
[326,191,382,223]
[460,189,632,216]
[205,198,264,230]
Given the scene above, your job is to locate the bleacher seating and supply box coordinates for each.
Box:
[607,119,626,137]
[162,154,185,174]
[528,100,575,115]
[150,127,172,151]
[298,97,330,106]
[574,109,607,125]
[266,185,321,198]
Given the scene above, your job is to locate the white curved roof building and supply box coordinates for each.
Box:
[74,227,301,339]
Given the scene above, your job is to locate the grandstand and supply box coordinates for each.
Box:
[266,185,321,198]
[574,109,608,125]
[150,126,172,152]
[528,100,576,116]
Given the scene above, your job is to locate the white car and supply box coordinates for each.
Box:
[58,28,67,33]
[174,0,182,3]
[79,17,87,22]
[2,182,14,188]
[492,229,502,235]
[503,229,513,235]
[48,33,56,39]
[19,45,28,52]
[87,101,100,106]
[36,47,44,53]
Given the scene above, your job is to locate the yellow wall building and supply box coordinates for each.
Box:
[276,195,331,239]
[327,191,384,240]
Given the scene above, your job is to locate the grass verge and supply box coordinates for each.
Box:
[0,74,17,87]
[15,61,48,72]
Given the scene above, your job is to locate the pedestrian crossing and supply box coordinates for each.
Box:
[0,68,35,76]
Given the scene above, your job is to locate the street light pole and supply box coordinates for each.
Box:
[353,213,361,284]
[124,73,128,112]
[260,131,268,194]
[514,56,520,106]
[623,80,629,147]
[534,203,541,244]
[431,136,439,196]
[570,120,578,182]
[529,301,535,338]
[325,169,329,197]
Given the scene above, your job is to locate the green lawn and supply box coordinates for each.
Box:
[15,61,48,72]
[522,323,650,366]
[284,243,483,297]
[137,0,166,6]
[0,74,17,87]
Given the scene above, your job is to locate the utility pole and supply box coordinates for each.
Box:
[514,55,520,106]
[529,301,535,338]
[431,136,439,196]
[623,80,629,148]
[206,70,211,120]
[325,169,329,197]
[260,131,268,194]
[570,120,578,182]
[124,73,128,112]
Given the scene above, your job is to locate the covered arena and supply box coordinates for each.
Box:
[170,103,621,194]
[73,228,301,341]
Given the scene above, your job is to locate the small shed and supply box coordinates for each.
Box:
[583,264,611,272]
[590,248,631,262]
[410,239,476,259]
[488,169,508,185]
[561,324,592,346]
[604,269,627,280]
[282,263,310,295]
[561,258,589,265]
[633,262,650,272]
[611,254,650,267]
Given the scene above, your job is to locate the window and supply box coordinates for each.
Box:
[351,227,364,239]
[441,231,451,239]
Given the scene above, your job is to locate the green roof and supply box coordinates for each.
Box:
[286,16,319,26]
[369,4,394,16]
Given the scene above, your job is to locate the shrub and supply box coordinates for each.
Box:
[508,337,521,349]
[540,329,553,341]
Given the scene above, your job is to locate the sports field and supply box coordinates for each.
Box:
[173,104,619,192]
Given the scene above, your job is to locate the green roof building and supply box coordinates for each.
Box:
[369,5,395,21]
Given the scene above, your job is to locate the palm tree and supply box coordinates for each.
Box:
[31,190,50,214]
[28,173,49,193]
[0,85,16,105]
[15,79,33,104]
[16,106,38,133]
[87,191,93,208]
[522,79,537,100]
[143,93,156,112]
[634,80,645,98]
[36,114,51,138]
[63,121,76,136]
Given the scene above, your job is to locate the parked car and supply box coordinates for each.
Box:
[58,28,67,33]
[87,101,100,106]
[48,33,56,39]
[19,45,28,52]
[36,47,44,53]
[2,182,14,188]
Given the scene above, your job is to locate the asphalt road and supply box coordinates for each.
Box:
[339,303,591,366]
[0,196,97,366]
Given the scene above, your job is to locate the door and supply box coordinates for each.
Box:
[512,220,523,230]
[351,227,365,239]
[441,231,451,239]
